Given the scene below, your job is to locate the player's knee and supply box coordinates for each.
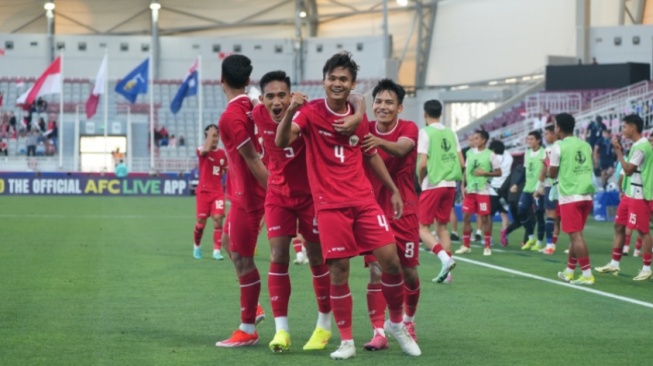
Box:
[270,244,290,264]
[402,266,419,286]
[613,222,624,232]
[197,218,207,225]
[368,262,382,284]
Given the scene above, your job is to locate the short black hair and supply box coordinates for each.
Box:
[528,130,542,142]
[622,113,644,133]
[544,124,555,133]
[423,99,443,119]
[489,139,505,155]
[322,51,359,82]
[372,78,406,105]
[204,123,218,137]
[259,70,291,93]
[555,113,575,134]
[221,54,253,89]
[475,129,489,142]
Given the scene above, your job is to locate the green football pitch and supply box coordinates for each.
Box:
[1,196,651,366]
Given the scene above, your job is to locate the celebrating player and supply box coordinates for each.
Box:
[416,99,462,283]
[252,70,335,352]
[215,54,269,347]
[550,113,596,285]
[595,114,653,280]
[361,79,422,350]
[192,124,228,260]
[456,130,501,256]
[276,51,420,360]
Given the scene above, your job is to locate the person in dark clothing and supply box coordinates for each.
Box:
[502,165,532,246]
[593,128,615,190]
[586,117,605,151]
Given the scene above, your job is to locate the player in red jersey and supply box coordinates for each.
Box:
[359,79,421,350]
[193,124,228,260]
[215,55,269,348]
[252,70,334,353]
[276,52,421,360]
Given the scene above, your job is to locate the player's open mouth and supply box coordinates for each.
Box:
[273,108,282,116]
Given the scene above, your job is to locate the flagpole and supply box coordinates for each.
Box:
[149,53,154,170]
[74,105,80,171]
[59,51,64,169]
[103,50,109,172]
[197,54,203,145]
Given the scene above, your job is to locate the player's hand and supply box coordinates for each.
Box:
[289,92,308,111]
[510,184,518,193]
[473,168,486,177]
[361,134,382,152]
[333,114,362,136]
[611,136,622,153]
[391,191,403,220]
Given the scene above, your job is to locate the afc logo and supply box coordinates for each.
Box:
[441,138,452,152]
[575,151,586,164]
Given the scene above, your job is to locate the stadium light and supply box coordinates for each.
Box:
[396,0,408,6]
[150,1,161,10]
[44,2,55,11]
[299,11,307,18]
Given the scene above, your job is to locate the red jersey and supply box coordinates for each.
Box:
[196,147,227,193]
[218,94,265,212]
[292,99,377,211]
[251,104,311,197]
[364,119,419,216]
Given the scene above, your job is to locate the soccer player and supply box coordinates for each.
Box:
[193,124,228,260]
[595,114,653,281]
[502,131,545,250]
[416,99,462,284]
[360,79,422,350]
[488,139,513,241]
[251,70,335,352]
[534,124,561,255]
[276,51,421,360]
[215,54,269,347]
[455,130,501,256]
[550,113,596,285]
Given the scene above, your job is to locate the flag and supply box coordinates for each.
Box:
[16,78,25,89]
[85,54,107,119]
[16,56,62,106]
[115,58,149,103]
[0,48,5,56]
[170,58,199,114]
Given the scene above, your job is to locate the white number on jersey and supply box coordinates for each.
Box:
[215,200,224,210]
[312,217,319,234]
[377,215,389,231]
[212,166,221,176]
[405,242,415,258]
[479,202,488,212]
[334,145,345,163]
[629,213,637,225]
[284,147,295,158]
[253,124,266,159]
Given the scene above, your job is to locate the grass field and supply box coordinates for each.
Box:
[1,196,652,366]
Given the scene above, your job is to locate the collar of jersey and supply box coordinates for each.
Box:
[324,99,350,117]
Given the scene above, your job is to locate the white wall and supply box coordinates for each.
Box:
[590,24,653,66]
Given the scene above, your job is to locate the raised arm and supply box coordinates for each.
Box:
[333,93,366,135]
[275,92,306,148]
[199,126,216,156]
[613,136,640,176]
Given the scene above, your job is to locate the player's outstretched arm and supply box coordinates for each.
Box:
[333,93,366,136]
[362,134,414,157]
[365,153,404,219]
[199,126,217,156]
[275,92,305,148]
[238,141,269,190]
[417,153,428,185]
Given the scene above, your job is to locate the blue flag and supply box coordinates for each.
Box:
[115,58,149,103]
[170,59,199,114]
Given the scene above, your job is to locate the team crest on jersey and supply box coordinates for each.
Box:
[441,138,452,152]
[220,159,225,165]
[575,151,586,164]
[349,135,360,146]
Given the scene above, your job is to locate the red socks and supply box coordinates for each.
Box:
[643,253,652,267]
[331,283,353,341]
[310,264,331,313]
[213,228,222,250]
[381,272,404,324]
[431,243,444,255]
[292,238,303,254]
[366,283,386,329]
[268,263,291,318]
[463,230,472,248]
[403,279,420,318]
[636,237,643,250]
[612,248,622,262]
[578,257,591,272]
[567,256,578,271]
[193,223,205,246]
[484,231,491,248]
[552,235,558,245]
[625,234,632,246]
[238,269,261,324]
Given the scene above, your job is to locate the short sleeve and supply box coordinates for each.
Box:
[549,144,561,167]
[630,149,645,167]
[219,112,251,150]
[417,129,429,154]
[358,115,377,156]
[490,153,501,170]
[399,122,418,145]
[455,135,462,152]
[291,106,310,135]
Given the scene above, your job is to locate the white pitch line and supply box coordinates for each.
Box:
[453,256,653,309]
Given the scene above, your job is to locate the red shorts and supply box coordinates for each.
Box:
[225,202,265,257]
[364,214,420,268]
[616,196,650,233]
[264,191,319,243]
[196,190,225,219]
[317,202,396,261]
[559,200,592,234]
[419,187,456,225]
[462,193,491,215]
[615,196,631,227]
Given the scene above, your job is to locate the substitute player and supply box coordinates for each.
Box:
[416,99,462,283]
[550,113,596,285]
[215,54,269,348]
[276,52,420,360]
[192,124,228,260]
[456,130,501,256]
[361,79,422,350]
[595,114,653,280]
[534,124,561,255]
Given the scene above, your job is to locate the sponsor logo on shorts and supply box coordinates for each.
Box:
[268,225,281,231]
[330,247,346,252]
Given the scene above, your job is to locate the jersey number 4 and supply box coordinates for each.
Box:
[334,145,345,163]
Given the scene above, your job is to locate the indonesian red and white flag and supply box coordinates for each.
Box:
[85,54,107,119]
[16,56,62,106]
